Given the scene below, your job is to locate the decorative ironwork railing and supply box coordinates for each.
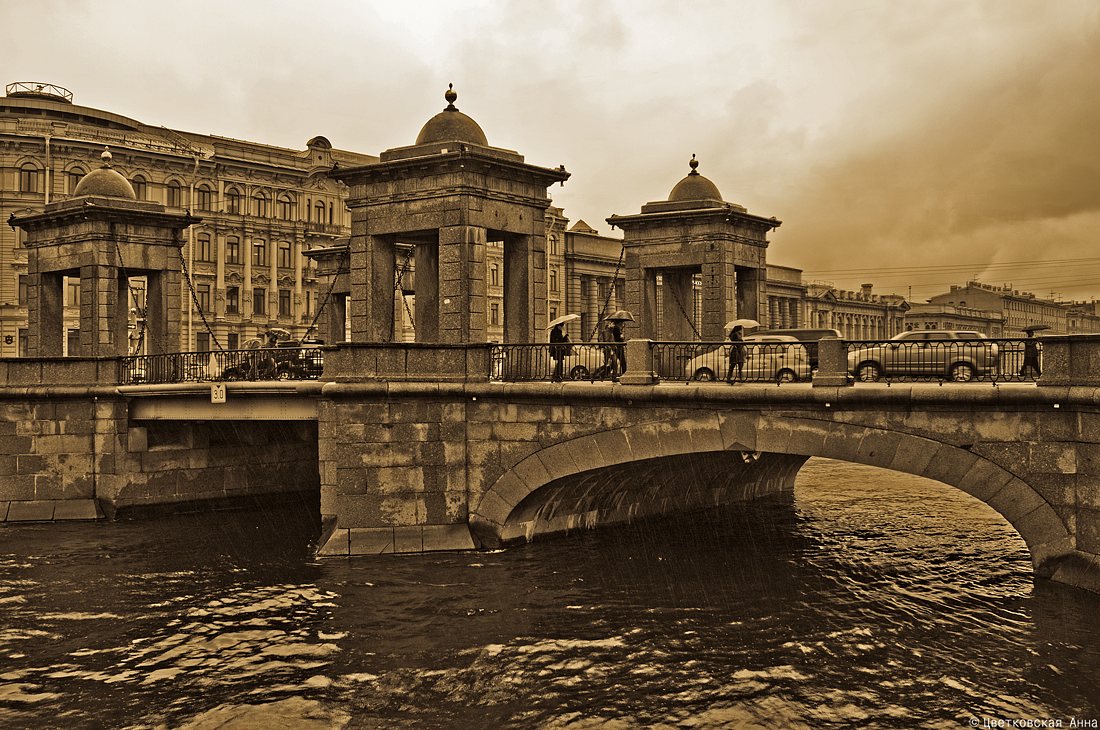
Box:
[121,346,323,385]
[489,343,621,382]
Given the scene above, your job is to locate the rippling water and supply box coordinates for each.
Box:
[1,459,1098,729]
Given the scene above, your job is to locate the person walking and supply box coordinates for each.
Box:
[549,322,571,382]
[726,325,745,383]
[608,319,627,379]
[1020,330,1042,378]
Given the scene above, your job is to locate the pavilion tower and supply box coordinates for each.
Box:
[331,85,569,343]
[10,148,198,357]
[607,156,781,341]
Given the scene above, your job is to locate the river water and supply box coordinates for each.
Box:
[1,458,1098,729]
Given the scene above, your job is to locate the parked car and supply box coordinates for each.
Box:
[847,330,999,382]
[754,328,841,369]
[561,344,618,380]
[685,335,812,383]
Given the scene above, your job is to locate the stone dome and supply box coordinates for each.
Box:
[668,155,723,203]
[415,84,488,147]
[73,148,136,200]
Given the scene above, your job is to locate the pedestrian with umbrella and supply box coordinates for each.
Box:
[603,310,633,379]
[547,313,578,381]
[726,325,746,383]
[1020,324,1047,378]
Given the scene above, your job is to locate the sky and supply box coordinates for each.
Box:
[3,0,1098,301]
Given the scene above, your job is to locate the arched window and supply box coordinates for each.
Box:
[252,192,269,218]
[225,188,241,214]
[132,175,147,200]
[68,168,86,194]
[166,180,182,208]
[314,200,326,224]
[196,184,214,211]
[277,194,296,221]
[19,164,39,193]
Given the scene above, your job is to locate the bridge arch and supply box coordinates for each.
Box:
[470,413,1075,579]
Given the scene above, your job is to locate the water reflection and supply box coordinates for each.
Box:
[0,460,1097,728]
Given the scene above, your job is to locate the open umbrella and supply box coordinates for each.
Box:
[1023,324,1050,333]
[725,318,761,331]
[546,313,581,329]
[606,310,635,322]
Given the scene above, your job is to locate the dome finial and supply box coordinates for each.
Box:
[688,153,699,176]
[101,146,113,168]
[444,83,458,111]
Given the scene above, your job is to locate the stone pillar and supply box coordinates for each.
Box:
[812,337,853,387]
[415,238,439,341]
[349,233,396,342]
[503,231,540,343]
[27,271,64,356]
[661,270,694,340]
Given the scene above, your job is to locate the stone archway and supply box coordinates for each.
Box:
[470,413,1075,581]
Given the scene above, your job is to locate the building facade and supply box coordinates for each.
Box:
[927,281,1067,335]
[0,81,375,356]
[804,283,909,339]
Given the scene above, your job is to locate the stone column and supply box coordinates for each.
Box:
[28,272,64,356]
[349,233,396,342]
[661,270,694,340]
[503,231,537,343]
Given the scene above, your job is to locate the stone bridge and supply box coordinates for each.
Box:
[1,337,1099,595]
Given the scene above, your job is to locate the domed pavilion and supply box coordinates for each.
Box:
[9,147,199,357]
[331,85,569,344]
[606,155,781,342]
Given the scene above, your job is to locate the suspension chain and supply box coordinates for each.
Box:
[113,238,157,354]
[176,244,224,352]
[588,244,626,341]
[394,245,416,339]
[667,276,703,340]
[306,245,350,339]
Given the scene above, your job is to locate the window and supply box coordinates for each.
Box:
[277,195,295,220]
[132,176,147,200]
[197,283,211,312]
[226,286,239,314]
[489,263,499,287]
[278,241,292,268]
[226,237,240,264]
[196,332,210,352]
[19,164,39,193]
[166,180,182,208]
[252,239,267,267]
[253,288,266,316]
[252,193,269,218]
[226,189,241,214]
[68,168,85,194]
[196,185,214,211]
[227,333,239,350]
[66,279,81,307]
[550,267,559,293]
[279,289,291,316]
[197,233,214,262]
[314,201,326,224]
[549,234,559,255]
[490,302,500,326]
[18,275,28,306]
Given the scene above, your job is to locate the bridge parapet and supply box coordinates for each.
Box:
[0,357,120,387]
[324,342,493,382]
[1037,335,1100,387]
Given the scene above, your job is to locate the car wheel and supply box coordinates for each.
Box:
[950,363,974,382]
[569,365,589,380]
[693,368,716,382]
[776,368,797,384]
[856,363,882,382]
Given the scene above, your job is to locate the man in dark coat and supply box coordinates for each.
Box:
[726,325,745,383]
[549,323,571,381]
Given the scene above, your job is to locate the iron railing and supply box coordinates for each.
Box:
[845,337,1038,383]
[653,341,815,384]
[490,342,621,382]
[121,346,324,385]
